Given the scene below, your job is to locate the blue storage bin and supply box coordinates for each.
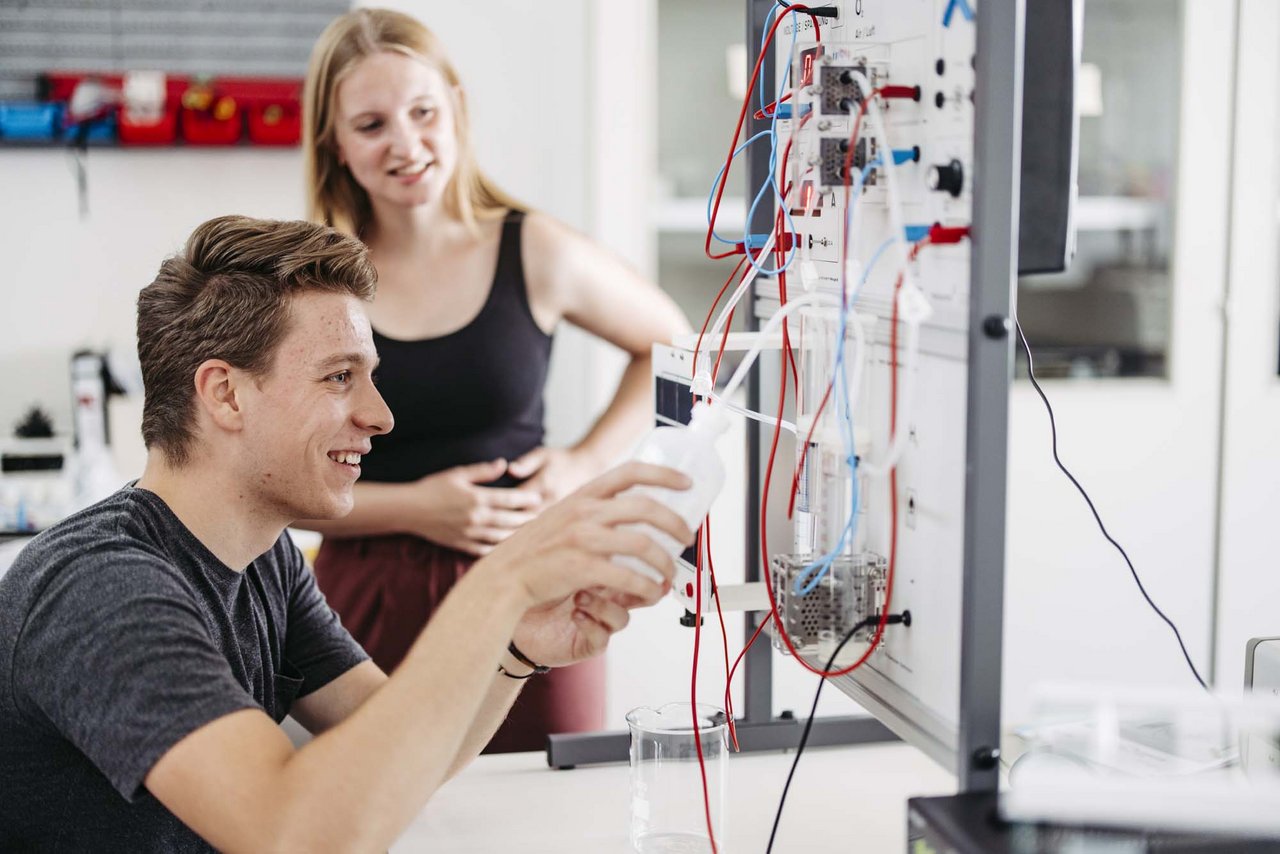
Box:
[0,102,62,141]
[84,113,116,142]
[66,112,118,144]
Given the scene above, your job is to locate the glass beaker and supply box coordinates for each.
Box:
[626,702,729,853]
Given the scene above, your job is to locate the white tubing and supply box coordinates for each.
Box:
[720,291,840,401]
[704,166,812,349]
[845,70,917,299]
[859,316,921,478]
[707,393,797,434]
[844,307,868,417]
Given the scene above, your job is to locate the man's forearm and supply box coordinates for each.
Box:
[276,566,527,850]
[444,655,530,780]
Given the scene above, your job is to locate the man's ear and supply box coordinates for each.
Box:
[192,359,245,434]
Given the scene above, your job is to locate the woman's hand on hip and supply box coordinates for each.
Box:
[408,459,542,556]
[507,446,604,506]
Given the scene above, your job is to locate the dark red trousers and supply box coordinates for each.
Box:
[313,534,605,753]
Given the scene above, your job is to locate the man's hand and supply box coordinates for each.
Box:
[473,462,695,667]
[511,587,630,668]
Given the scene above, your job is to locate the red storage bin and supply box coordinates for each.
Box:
[182,99,242,145]
[247,102,300,145]
[118,104,179,145]
[39,72,303,147]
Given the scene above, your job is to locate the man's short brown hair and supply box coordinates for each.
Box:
[137,215,377,466]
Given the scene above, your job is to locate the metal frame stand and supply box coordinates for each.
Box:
[954,0,1022,793]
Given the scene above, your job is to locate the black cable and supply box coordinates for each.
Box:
[1015,320,1208,691]
[774,1,840,19]
[766,611,911,853]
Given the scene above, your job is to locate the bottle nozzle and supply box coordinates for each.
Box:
[690,401,730,436]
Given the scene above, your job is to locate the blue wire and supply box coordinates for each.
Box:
[792,162,882,599]
[853,237,896,301]
[705,130,773,246]
[792,350,858,596]
[836,157,879,270]
[758,6,777,114]
[792,311,860,596]
[792,228,898,598]
[943,0,975,28]
[741,6,803,278]
[707,6,798,262]
[792,304,860,596]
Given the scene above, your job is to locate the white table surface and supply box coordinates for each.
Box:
[392,740,955,853]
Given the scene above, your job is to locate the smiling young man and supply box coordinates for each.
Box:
[0,216,692,852]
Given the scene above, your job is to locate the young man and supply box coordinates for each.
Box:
[0,216,692,852]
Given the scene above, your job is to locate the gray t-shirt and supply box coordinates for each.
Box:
[0,486,369,851]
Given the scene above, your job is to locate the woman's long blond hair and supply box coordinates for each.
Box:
[303,8,524,237]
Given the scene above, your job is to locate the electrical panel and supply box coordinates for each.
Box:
[682,0,1028,776]
[764,0,977,762]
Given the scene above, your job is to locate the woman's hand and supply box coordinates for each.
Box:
[507,446,604,506]
[406,459,543,556]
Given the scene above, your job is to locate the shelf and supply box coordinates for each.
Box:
[1074,195,1163,232]
[658,195,1165,236]
[0,138,297,149]
[655,196,746,234]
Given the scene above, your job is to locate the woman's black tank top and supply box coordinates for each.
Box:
[361,211,552,485]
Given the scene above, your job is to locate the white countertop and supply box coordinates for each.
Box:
[392,740,955,853]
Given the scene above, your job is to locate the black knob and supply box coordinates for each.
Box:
[972,746,1000,771]
[983,315,1011,339]
[928,159,964,197]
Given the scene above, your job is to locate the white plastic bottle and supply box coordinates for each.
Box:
[615,401,730,589]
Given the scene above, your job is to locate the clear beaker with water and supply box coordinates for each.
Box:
[626,702,728,853]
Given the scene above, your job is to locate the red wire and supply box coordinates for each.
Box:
[717,331,794,739]
[691,510,718,854]
[761,242,929,678]
[712,306,738,382]
[712,105,815,721]
[727,612,773,693]
[783,93,875,518]
[840,93,877,255]
[690,7,829,834]
[705,4,824,261]
[754,90,794,120]
[692,257,750,382]
[772,196,800,390]
[704,516,740,751]
[687,261,749,760]
[772,108,813,395]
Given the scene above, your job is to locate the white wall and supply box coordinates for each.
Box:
[1215,0,1280,693]
[352,0,623,456]
[0,148,306,476]
[1001,0,1237,725]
